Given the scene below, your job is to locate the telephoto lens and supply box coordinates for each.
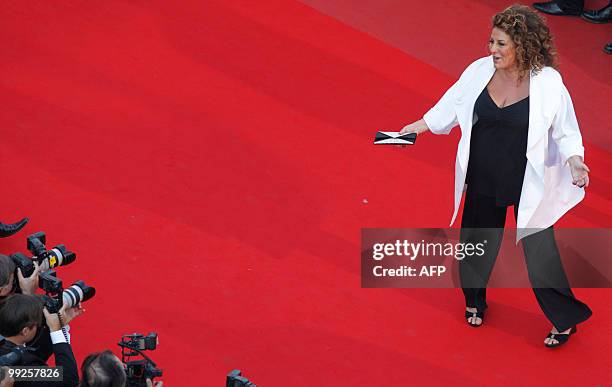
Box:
[37,245,77,271]
[62,281,96,308]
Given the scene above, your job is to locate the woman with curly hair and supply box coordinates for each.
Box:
[399,4,592,347]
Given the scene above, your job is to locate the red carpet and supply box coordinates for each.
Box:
[0,1,610,385]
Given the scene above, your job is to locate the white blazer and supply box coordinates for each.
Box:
[423,56,585,241]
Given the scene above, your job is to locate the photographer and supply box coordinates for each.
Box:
[0,294,80,386]
[80,350,125,387]
[0,255,40,299]
[80,350,162,387]
[0,254,52,363]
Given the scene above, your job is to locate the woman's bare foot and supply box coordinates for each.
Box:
[544,326,573,346]
[466,307,483,326]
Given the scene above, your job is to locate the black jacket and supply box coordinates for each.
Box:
[26,324,54,362]
[0,338,79,387]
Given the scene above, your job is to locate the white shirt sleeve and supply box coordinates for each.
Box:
[50,325,71,344]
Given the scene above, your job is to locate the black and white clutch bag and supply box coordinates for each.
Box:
[373,131,417,145]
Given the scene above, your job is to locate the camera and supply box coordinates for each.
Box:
[39,270,96,313]
[0,346,33,366]
[226,370,257,387]
[125,359,163,384]
[27,232,76,273]
[119,333,163,387]
[9,232,76,279]
[122,333,158,351]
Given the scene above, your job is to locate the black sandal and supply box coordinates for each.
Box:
[465,309,484,327]
[545,326,577,348]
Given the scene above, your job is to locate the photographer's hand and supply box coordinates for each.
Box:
[146,379,163,387]
[42,307,62,332]
[17,261,40,295]
[60,303,85,326]
[0,367,14,387]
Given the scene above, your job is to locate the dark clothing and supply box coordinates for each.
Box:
[1,293,53,362]
[461,87,592,331]
[0,338,79,387]
[459,188,592,331]
[466,87,529,206]
[26,324,53,362]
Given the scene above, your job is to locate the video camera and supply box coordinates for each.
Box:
[118,333,163,387]
[9,231,76,279]
[39,270,96,313]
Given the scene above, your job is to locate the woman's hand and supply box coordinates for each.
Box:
[399,119,429,135]
[398,125,416,135]
[568,155,590,188]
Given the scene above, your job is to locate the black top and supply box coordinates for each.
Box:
[465,87,529,206]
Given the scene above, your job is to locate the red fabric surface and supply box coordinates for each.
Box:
[0,1,610,385]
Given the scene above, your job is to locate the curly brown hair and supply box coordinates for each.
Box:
[492,4,558,78]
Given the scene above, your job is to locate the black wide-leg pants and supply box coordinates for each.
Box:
[459,187,592,332]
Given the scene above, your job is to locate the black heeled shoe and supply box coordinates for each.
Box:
[533,2,583,16]
[0,217,29,238]
[545,326,577,348]
[581,4,612,24]
[465,309,484,327]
